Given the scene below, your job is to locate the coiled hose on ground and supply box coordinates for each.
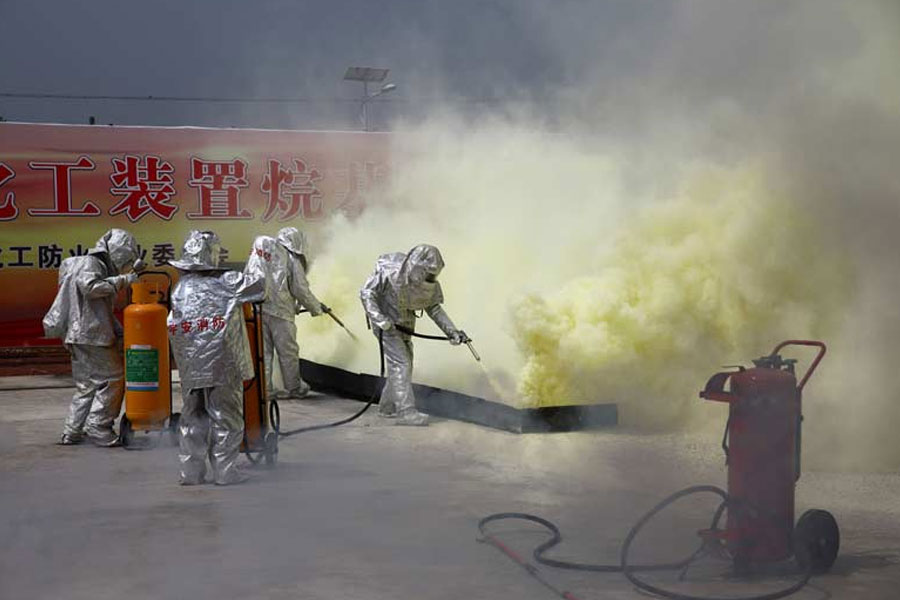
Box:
[478,485,812,600]
[273,324,452,437]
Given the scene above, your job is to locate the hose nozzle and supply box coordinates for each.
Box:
[321,304,359,341]
[457,330,480,362]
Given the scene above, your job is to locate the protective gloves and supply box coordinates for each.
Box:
[109,272,138,290]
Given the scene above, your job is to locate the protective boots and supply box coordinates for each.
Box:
[58,429,121,447]
[396,410,429,426]
[271,380,310,401]
[286,380,311,399]
[88,429,121,447]
[58,433,84,445]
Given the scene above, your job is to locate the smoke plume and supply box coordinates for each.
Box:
[294,1,900,470]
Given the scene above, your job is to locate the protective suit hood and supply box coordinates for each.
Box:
[398,244,444,310]
[276,227,309,271]
[89,228,138,275]
[169,230,225,272]
[276,227,307,257]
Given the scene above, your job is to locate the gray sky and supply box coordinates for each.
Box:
[0,0,664,129]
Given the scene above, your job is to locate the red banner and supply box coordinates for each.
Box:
[0,122,390,347]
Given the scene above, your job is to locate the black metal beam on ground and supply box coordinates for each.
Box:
[299,359,617,433]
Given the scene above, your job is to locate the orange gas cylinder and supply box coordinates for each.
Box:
[123,282,171,430]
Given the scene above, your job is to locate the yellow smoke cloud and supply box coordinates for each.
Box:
[297,123,851,431]
[510,167,852,428]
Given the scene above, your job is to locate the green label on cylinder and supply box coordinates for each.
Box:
[126,346,159,391]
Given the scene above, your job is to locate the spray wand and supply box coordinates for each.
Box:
[296,303,359,341]
[321,305,359,341]
[457,330,480,362]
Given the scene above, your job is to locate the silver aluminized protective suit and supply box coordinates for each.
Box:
[245,232,323,398]
[271,227,322,321]
[359,244,462,426]
[245,234,322,398]
[168,230,266,485]
[43,228,139,445]
[43,228,139,346]
[245,234,319,398]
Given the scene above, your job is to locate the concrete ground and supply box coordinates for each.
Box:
[2,375,900,600]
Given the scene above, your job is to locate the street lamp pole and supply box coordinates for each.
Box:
[360,82,396,131]
[343,67,396,132]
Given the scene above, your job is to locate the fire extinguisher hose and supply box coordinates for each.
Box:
[478,485,812,600]
[274,322,474,438]
[274,330,386,438]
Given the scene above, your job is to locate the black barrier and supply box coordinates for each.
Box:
[298,359,618,433]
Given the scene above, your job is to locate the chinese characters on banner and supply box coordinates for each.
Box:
[0,155,385,267]
[109,155,178,221]
[0,123,390,346]
[0,155,385,224]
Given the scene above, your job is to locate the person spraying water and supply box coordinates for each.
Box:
[275,243,478,437]
[360,244,471,426]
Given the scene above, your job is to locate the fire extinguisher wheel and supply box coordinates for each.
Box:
[119,415,133,447]
[794,509,840,573]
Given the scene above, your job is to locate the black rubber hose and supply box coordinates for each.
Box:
[275,323,451,438]
[479,485,813,600]
[276,329,386,437]
[269,398,281,433]
[620,485,812,600]
[394,323,450,341]
[478,513,701,574]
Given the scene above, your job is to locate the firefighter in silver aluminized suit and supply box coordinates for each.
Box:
[360,244,464,426]
[247,228,324,400]
[43,228,141,446]
[168,231,265,486]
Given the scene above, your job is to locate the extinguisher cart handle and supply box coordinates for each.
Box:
[771,340,827,392]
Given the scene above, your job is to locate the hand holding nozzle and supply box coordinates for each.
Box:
[455,329,480,362]
[118,272,139,288]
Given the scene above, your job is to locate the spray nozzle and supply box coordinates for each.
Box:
[456,330,480,362]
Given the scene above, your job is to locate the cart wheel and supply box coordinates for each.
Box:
[167,412,181,446]
[794,509,840,573]
[119,415,133,447]
[264,431,278,467]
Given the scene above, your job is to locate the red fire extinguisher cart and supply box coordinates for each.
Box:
[700,340,839,573]
[240,302,278,466]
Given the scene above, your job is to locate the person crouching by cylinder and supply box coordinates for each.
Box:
[359,244,465,426]
[43,228,142,447]
[167,230,265,486]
